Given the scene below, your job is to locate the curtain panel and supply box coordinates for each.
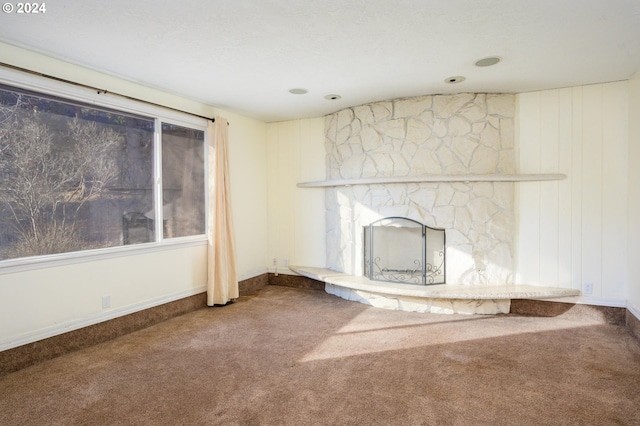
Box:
[207,117,239,305]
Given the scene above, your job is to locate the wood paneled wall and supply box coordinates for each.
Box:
[515,82,628,304]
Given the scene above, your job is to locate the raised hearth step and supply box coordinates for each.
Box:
[289,265,581,315]
[289,265,581,300]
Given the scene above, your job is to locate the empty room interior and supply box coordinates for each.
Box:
[1,1,640,425]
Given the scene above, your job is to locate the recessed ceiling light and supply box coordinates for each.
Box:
[324,94,341,100]
[475,56,502,67]
[444,76,466,84]
[289,88,308,95]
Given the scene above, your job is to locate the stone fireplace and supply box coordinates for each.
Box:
[292,91,578,314]
[325,93,516,286]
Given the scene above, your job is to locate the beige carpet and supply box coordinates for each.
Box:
[1,285,639,425]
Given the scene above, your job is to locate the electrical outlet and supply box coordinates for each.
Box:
[582,282,593,295]
[102,295,111,309]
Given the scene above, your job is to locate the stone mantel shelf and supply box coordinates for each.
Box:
[289,265,581,301]
[297,173,566,188]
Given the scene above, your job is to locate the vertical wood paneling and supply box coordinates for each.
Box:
[294,118,326,267]
[557,88,573,287]
[281,123,295,262]
[581,84,604,297]
[628,72,640,313]
[266,123,283,265]
[515,92,541,284]
[601,83,628,299]
[539,90,560,287]
[570,87,584,291]
[267,119,326,270]
[516,82,628,302]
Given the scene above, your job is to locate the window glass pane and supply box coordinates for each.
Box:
[0,85,155,260]
[161,123,205,238]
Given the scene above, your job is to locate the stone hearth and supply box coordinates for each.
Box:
[290,266,580,315]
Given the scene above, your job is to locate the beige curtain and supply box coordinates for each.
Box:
[207,117,239,306]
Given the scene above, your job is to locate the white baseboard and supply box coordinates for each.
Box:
[628,304,640,321]
[0,286,206,352]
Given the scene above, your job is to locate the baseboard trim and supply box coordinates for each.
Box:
[268,272,325,290]
[0,291,207,377]
[0,286,207,353]
[510,299,627,325]
[628,304,640,320]
[0,274,270,377]
[530,296,628,308]
[627,305,640,342]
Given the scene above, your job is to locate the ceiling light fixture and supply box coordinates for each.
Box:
[324,94,341,100]
[289,88,308,95]
[444,76,465,84]
[475,56,502,67]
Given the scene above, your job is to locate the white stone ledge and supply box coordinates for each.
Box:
[297,173,567,188]
[289,266,580,301]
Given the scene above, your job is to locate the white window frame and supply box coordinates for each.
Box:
[0,67,209,275]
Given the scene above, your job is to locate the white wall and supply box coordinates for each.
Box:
[0,246,207,350]
[515,81,629,306]
[227,114,269,281]
[0,43,268,349]
[267,118,326,273]
[628,72,640,318]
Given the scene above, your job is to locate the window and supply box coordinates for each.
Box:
[161,124,205,239]
[0,81,206,264]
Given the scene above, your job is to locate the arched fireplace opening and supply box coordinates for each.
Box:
[363,217,445,285]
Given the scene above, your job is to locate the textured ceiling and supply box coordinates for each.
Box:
[1,0,639,122]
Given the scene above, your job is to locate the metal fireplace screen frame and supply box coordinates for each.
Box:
[363,217,445,285]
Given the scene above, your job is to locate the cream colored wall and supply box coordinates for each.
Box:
[267,118,326,273]
[0,43,268,349]
[515,81,629,306]
[227,114,269,281]
[628,72,640,318]
[0,245,207,349]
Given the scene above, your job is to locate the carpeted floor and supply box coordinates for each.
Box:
[1,285,639,426]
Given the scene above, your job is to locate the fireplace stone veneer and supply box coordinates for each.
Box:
[325,93,516,286]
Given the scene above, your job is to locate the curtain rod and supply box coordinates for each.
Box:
[0,62,226,124]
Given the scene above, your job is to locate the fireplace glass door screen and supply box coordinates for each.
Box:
[363,217,445,285]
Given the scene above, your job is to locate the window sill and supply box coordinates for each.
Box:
[0,237,207,275]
